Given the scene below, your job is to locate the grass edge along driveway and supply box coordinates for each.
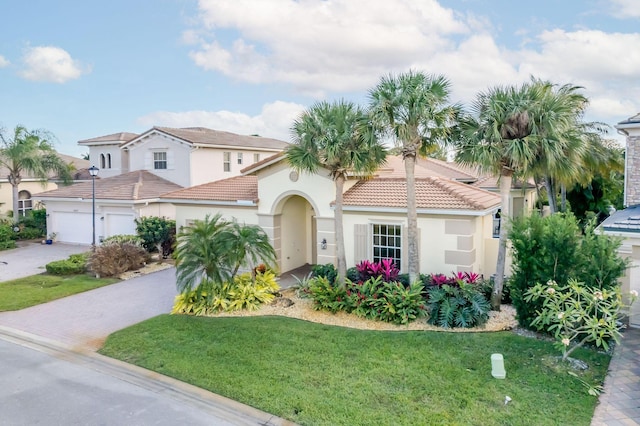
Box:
[100,315,609,426]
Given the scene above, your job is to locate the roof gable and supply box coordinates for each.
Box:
[77,132,138,146]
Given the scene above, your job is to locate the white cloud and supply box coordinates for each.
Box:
[188,0,468,95]
[609,0,640,19]
[20,46,89,83]
[136,100,306,142]
[0,55,9,68]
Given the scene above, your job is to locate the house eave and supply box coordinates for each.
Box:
[341,205,498,216]
[160,198,258,207]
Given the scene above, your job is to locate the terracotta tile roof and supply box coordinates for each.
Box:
[342,177,500,211]
[77,132,138,145]
[34,170,182,201]
[161,175,258,203]
[376,155,476,181]
[469,175,536,190]
[147,127,289,151]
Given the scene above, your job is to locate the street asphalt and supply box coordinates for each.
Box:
[0,243,294,425]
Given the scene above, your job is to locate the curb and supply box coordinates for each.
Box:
[0,325,296,426]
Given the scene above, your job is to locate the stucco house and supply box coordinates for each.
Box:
[35,126,289,244]
[0,153,89,219]
[160,154,521,277]
[600,113,640,327]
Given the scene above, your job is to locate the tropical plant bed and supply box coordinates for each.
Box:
[215,288,518,332]
[100,314,609,426]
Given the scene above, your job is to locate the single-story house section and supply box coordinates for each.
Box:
[34,170,181,244]
[161,154,502,276]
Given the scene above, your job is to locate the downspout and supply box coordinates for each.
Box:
[618,128,629,207]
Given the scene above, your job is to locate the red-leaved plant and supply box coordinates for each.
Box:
[356,259,400,283]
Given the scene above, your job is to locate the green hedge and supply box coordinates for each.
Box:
[45,253,88,275]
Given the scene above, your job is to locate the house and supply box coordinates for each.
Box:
[35,126,289,244]
[161,154,509,277]
[600,113,640,327]
[0,153,89,219]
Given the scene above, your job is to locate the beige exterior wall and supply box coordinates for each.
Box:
[0,180,58,217]
[174,204,259,230]
[126,134,193,187]
[189,148,279,186]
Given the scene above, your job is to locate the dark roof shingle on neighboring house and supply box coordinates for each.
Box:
[342,177,500,211]
[601,204,640,234]
[34,170,182,201]
[160,175,258,203]
[151,127,289,151]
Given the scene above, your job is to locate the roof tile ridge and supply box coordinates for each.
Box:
[424,177,483,209]
[132,171,143,200]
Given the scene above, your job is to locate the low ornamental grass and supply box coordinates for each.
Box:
[0,274,119,311]
[100,315,609,426]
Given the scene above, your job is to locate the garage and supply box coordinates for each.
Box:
[52,212,94,244]
[104,213,136,239]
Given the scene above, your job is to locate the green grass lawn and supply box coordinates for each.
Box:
[0,274,119,311]
[100,315,609,425]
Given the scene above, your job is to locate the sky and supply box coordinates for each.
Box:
[0,0,639,158]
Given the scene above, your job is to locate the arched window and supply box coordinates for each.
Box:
[18,190,32,217]
[107,153,112,169]
[100,153,106,169]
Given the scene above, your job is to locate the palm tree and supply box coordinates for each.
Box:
[0,125,72,223]
[175,214,277,294]
[368,71,458,283]
[455,81,543,310]
[287,100,386,286]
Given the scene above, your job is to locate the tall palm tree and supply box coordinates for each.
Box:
[287,100,386,286]
[368,71,458,283]
[0,125,72,223]
[455,81,543,310]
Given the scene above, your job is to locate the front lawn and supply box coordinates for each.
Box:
[0,274,119,311]
[100,315,609,425]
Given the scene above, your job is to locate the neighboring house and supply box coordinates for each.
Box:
[161,154,504,277]
[78,127,289,187]
[35,171,181,244]
[601,113,640,327]
[0,154,89,218]
[36,126,289,243]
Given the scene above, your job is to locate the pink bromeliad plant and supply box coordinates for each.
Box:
[355,259,400,282]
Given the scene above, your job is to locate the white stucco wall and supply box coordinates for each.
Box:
[174,204,259,230]
[126,134,192,187]
[88,144,125,178]
[190,148,280,186]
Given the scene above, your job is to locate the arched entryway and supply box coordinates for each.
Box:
[274,194,318,274]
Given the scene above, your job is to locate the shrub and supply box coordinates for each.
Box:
[15,226,44,240]
[0,224,16,251]
[135,216,176,257]
[425,282,490,328]
[46,259,85,275]
[346,266,359,282]
[311,263,338,284]
[19,209,46,237]
[525,279,636,360]
[509,213,629,329]
[344,276,426,324]
[102,234,144,246]
[172,271,279,315]
[355,259,399,282]
[89,242,148,277]
[308,276,347,313]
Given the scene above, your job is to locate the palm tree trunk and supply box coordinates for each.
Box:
[492,170,512,311]
[334,174,347,288]
[560,184,567,212]
[545,176,557,214]
[11,181,20,224]
[405,154,419,283]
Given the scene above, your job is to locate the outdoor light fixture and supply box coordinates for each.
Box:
[491,353,506,379]
[89,166,99,250]
[321,238,327,250]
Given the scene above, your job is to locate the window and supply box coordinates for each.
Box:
[107,153,112,169]
[18,190,32,217]
[254,153,260,163]
[100,153,106,169]
[372,224,402,269]
[153,152,167,170]
[223,152,231,172]
[237,152,243,165]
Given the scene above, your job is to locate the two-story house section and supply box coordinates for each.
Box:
[78,132,138,179]
[120,127,289,187]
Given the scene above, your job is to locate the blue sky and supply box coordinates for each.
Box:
[1,0,638,157]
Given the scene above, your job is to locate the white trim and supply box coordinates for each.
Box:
[160,199,257,207]
[192,143,283,152]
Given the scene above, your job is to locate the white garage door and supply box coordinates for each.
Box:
[105,214,136,238]
[53,212,93,244]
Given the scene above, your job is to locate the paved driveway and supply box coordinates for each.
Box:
[0,241,87,282]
